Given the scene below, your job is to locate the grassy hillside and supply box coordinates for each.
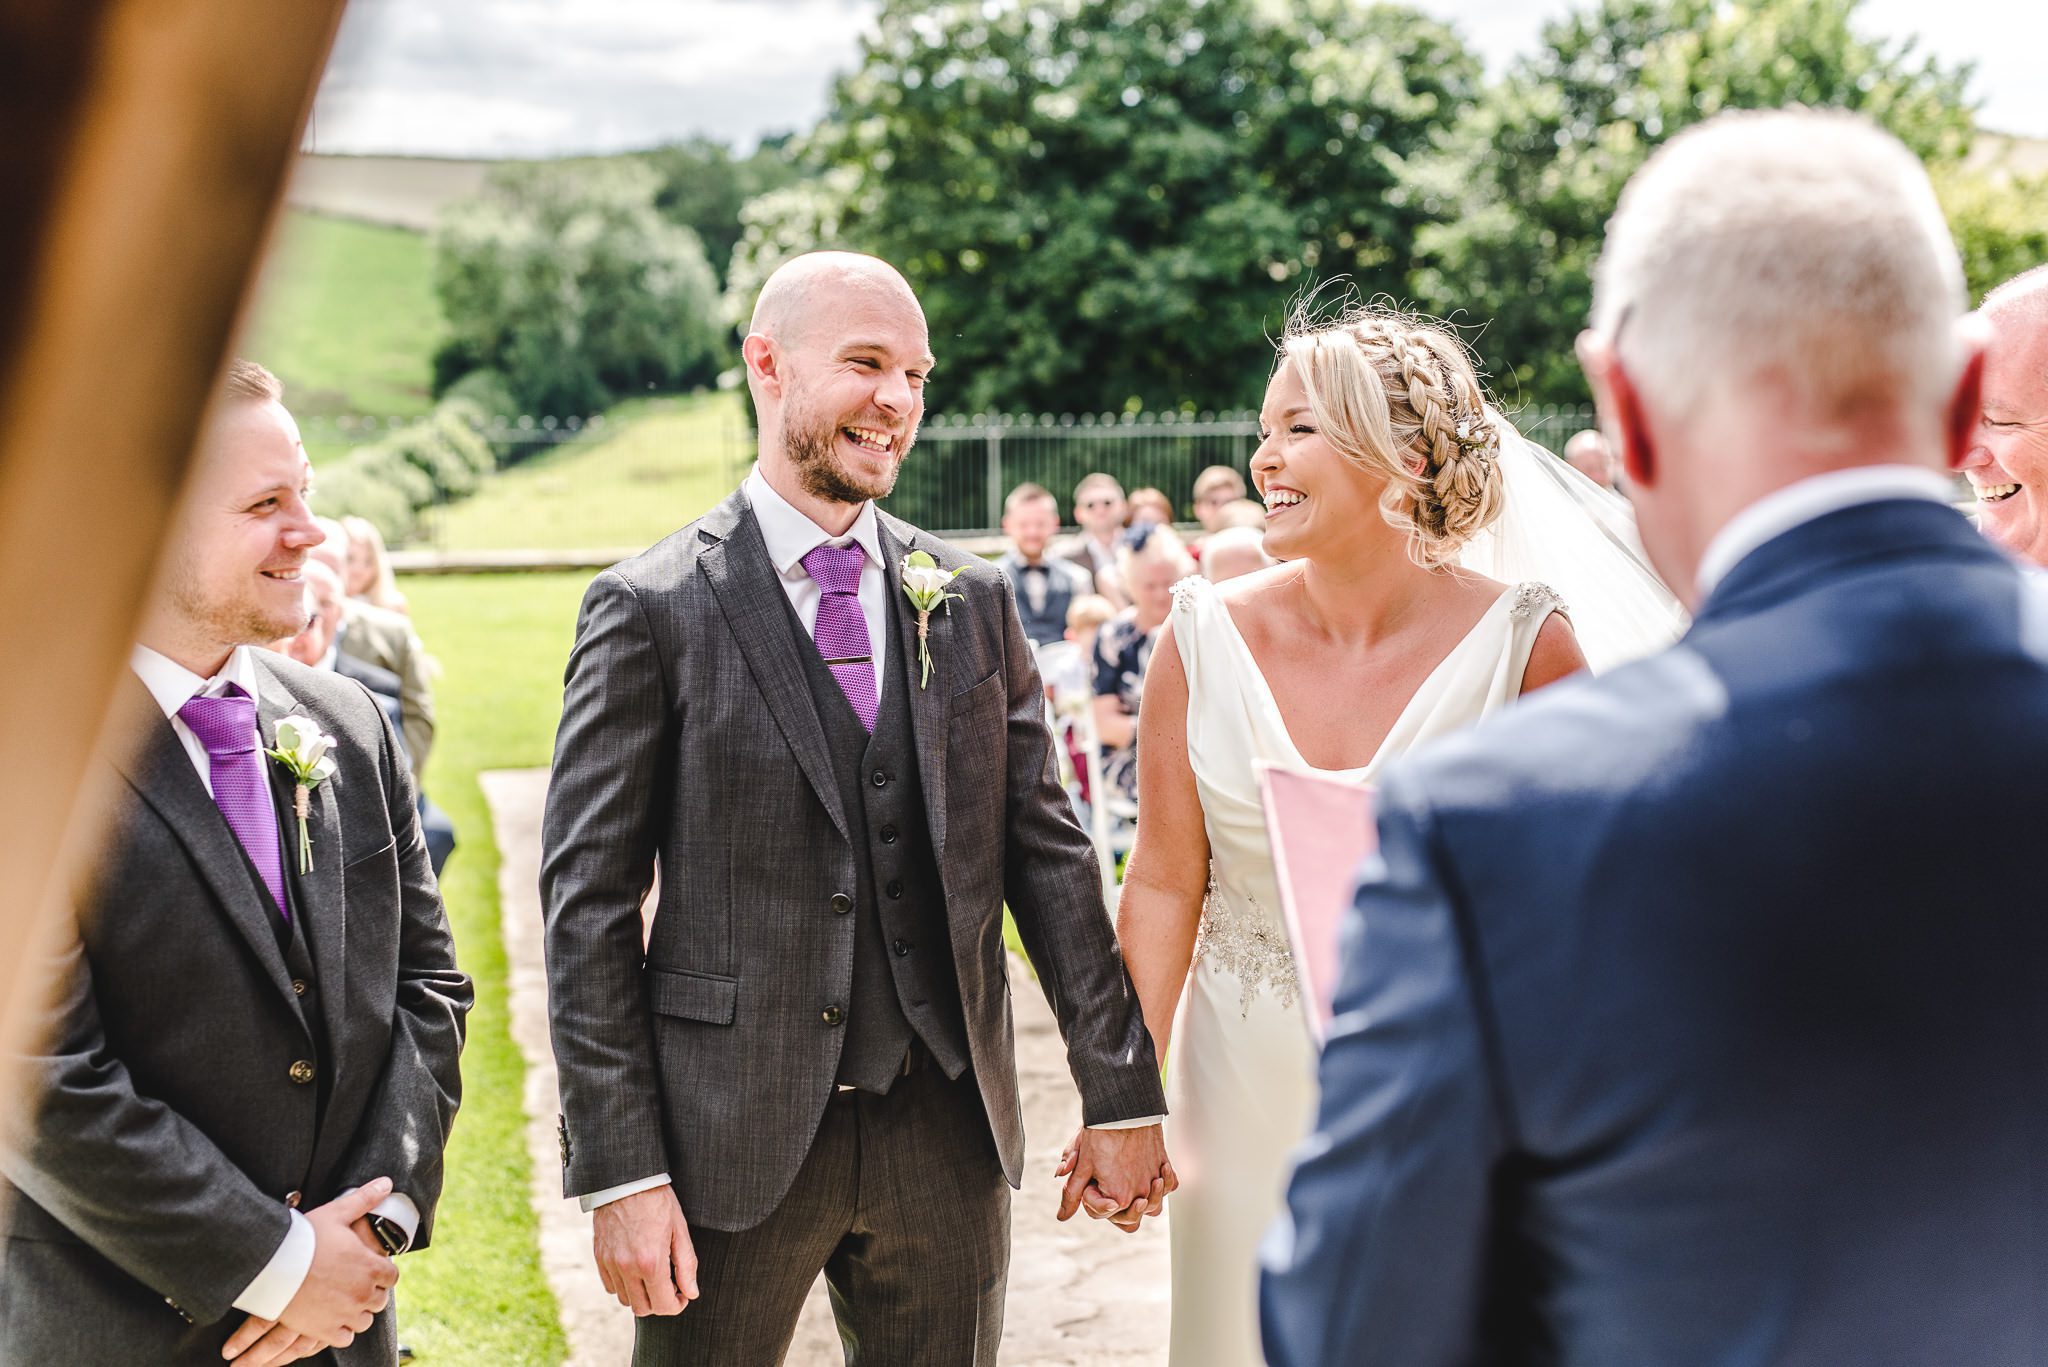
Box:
[425,392,750,552]
[247,210,445,435]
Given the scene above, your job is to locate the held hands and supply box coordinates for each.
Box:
[1055,1125,1177,1234]
[592,1184,700,1316]
[222,1178,401,1365]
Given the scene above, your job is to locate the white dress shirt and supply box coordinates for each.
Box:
[745,465,890,706]
[129,644,419,1319]
[1694,465,1955,602]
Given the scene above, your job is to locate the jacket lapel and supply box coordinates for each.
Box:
[701,490,851,841]
[253,657,348,1049]
[881,518,951,861]
[108,675,299,1007]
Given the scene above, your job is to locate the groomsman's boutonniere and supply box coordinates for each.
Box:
[900,550,965,689]
[266,716,338,874]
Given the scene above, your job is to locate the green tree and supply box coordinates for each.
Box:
[1933,151,2048,304]
[793,0,1480,415]
[644,134,806,287]
[434,161,726,415]
[1412,0,1976,407]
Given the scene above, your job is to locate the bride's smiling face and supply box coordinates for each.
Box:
[1251,360,1390,562]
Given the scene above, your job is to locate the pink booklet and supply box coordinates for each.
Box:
[1255,761,1377,1044]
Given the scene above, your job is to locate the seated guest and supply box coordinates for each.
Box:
[1201,525,1273,583]
[282,561,457,878]
[311,519,437,783]
[1215,497,1267,532]
[1563,427,1619,488]
[1125,486,1175,534]
[1038,594,1117,712]
[1092,525,1194,802]
[0,359,469,1366]
[1191,464,1249,534]
[998,482,1095,648]
[341,514,409,614]
[1964,263,2048,565]
[1060,472,1131,606]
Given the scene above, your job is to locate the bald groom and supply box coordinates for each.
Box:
[541,252,1170,1365]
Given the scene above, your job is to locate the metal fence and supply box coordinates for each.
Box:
[316,402,1599,549]
[885,404,1598,536]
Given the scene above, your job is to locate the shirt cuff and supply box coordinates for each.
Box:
[371,1192,419,1252]
[1088,1115,1166,1131]
[579,1173,672,1212]
[232,1208,314,1321]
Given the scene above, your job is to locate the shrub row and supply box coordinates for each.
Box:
[312,368,531,544]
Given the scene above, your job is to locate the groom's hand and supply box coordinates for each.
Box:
[592,1184,700,1316]
[1056,1125,1176,1233]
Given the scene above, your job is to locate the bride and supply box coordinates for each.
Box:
[1114,306,1682,1365]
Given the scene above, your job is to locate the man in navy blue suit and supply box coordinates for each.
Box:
[1261,108,2048,1367]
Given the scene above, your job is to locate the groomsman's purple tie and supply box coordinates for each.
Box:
[801,543,879,732]
[178,685,289,920]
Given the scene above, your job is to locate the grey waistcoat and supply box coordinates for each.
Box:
[783,593,971,1093]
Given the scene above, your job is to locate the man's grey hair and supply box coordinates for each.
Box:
[1591,108,1966,423]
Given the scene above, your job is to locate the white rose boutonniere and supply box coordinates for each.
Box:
[266,715,338,874]
[900,550,965,689]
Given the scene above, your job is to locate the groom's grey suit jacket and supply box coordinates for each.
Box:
[541,486,1165,1231]
[0,655,472,1366]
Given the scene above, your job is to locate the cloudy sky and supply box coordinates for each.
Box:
[309,0,2047,159]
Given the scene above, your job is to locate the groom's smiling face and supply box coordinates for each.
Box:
[772,279,934,507]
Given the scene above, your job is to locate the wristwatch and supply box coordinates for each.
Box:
[365,1212,408,1256]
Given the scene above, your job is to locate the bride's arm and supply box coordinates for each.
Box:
[1520,611,1589,693]
[1115,620,1211,1063]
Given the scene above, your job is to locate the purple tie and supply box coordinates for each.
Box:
[178,685,289,921]
[801,543,879,732]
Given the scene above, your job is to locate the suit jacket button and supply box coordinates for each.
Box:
[288,1060,316,1085]
[830,893,852,914]
[291,978,308,996]
[893,939,911,957]
[821,1005,845,1026]
[879,825,898,844]
[870,769,888,788]
[886,879,903,899]
[284,1191,303,1209]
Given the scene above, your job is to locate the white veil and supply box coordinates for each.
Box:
[1455,419,1689,672]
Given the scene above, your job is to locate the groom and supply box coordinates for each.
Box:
[1263,110,2048,1364]
[541,251,1169,1364]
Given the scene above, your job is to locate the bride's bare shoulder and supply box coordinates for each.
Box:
[1213,562,1299,611]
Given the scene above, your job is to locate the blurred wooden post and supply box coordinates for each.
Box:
[0,0,347,1110]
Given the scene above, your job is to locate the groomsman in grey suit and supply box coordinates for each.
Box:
[541,251,1170,1365]
[0,361,471,1366]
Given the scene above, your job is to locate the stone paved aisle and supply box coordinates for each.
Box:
[486,769,1170,1366]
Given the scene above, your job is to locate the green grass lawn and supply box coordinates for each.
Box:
[426,392,749,552]
[246,210,445,458]
[392,571,593,1366]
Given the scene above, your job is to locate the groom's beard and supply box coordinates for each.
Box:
[783,391,913,506]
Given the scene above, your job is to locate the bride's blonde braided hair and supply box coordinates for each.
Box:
[1280,306,1504,568]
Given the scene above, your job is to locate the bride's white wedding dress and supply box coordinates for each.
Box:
[1163,571,1568,1367]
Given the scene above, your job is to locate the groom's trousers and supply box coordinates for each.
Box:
[631,1052,1010,1367]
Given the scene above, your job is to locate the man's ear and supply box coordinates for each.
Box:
[1578,329,1655,490]
[1944,314,1988,471]
[741,333,780,396]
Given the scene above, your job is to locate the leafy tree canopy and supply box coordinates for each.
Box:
[434,161,726,415]
[782,0,1481,415]
[1410,0,1977,407]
